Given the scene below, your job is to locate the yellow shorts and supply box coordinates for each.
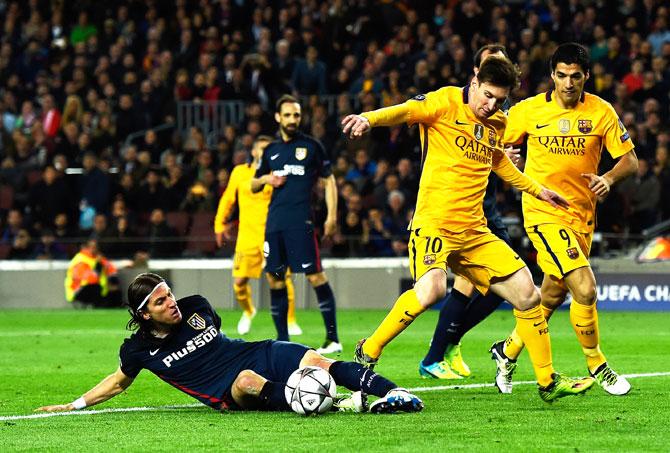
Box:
[408,228,526,294]
[526,224,592,278]
[232,247,264,279]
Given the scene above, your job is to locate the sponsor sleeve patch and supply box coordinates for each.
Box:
[413,94,426,101]
[620,131,630,142]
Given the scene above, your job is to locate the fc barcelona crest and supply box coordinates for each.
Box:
[187,313,207,330]
[566,247,579,260]
[423,254,436,265]
[559,119,570,134]
[295,147,307,160]
[474,124,484,140]
[578,119,592,134]
[488,129,496,146]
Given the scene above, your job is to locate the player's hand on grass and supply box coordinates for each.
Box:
[35,403,74,412]
[581,173,611,198]
[537,188,570,209]
[341,114,370,139]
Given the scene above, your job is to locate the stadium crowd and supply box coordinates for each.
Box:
[0,0,669,261]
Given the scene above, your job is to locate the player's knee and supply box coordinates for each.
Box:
[572,283,597,305]
[266,273,286,289]
[307,272,327,286]
[414,271,447,307]
[233,370,265,395]
[516,286,541,311]
[299,349,333,370]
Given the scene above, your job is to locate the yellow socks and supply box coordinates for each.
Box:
[570,301,606,372]
[503,303,557,360]
[503,329,524,360]
[363,289,426,359]
[233,282,254,316]
[514,306,554,387]
[286,276,297,324]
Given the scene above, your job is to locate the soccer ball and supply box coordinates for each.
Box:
[284,366,336,416]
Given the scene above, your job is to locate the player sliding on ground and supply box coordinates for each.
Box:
[491,43,638,396]
[36,273,422,414]
[341,56,594,402]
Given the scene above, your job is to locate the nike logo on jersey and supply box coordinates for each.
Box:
[533,321,544,327]
[301,262,313,268]
[536,123,550,129]
[149,349,160,356]
[513,255,520,260]
[270,153,280,160]
[455,120,468,125]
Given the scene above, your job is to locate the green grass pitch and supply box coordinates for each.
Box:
[1,308,668,452]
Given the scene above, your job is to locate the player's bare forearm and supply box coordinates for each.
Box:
[36,367,134,412]
[250,176,265,193]
[603,150,639,186]
[323,175,338,236]
[581,150,638,198]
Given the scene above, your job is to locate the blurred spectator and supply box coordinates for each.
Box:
[291,46,327,95]
[146,208,177,258]
[27,165,73,229]
[32,229,68,260]
[618,159,661,234]
[79,152,110,214]
[1,209,25,244]
[136,169,166,213]
[8,228,33,259]
[64,238,121,308]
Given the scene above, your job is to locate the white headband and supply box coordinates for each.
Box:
[137,281,168,312]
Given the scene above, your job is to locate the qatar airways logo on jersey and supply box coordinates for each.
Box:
[454,136,494,165]
[273,164,305,176]
[162,325,219,368]
[537,136,587,156]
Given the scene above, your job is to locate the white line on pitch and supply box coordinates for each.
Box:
[409,371,670,392]
[2,372,668,421]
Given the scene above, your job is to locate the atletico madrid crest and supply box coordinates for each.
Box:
[578,119,592,134]
[187,313,207,330]
[295,147,307,160]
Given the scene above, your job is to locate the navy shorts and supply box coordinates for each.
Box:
[219,340,311,410]
[487,216,511,246]
[264,225,322,275]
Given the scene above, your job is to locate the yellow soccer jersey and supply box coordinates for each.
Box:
[362,86,542,233]
[214,163,272,250]
[504,90,635,233]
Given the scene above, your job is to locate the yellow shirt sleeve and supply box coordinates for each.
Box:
[502,101,527,145]
[602,104,635,159]
[361,90,445,128]
[492,150,543,197]
[214,166,240,234]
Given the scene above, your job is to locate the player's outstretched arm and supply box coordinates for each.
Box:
[581,149,638,198]
[35,367,134,412]
[341,114,371,139]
